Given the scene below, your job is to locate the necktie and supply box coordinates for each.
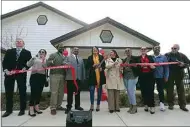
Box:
[16,49,20,60]
[76,55,79,64]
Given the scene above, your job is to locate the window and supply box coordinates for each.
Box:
[100,30,113,43]
[37,15,48,25]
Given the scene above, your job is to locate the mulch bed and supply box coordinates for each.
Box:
[1,92,50,111]
[1,90,190,110]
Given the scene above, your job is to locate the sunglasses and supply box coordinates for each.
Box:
[172,47,177,50]
[141,49,147,51]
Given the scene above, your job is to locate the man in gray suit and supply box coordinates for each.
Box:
[46,45,66,115]
[65,47,85,114]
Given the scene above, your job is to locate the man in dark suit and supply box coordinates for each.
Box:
[64,47,85,114]
[2,38,32,117]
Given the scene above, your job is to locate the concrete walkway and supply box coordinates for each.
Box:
[1,92,190,126]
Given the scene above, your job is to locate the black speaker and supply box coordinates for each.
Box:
[66,110,92,127]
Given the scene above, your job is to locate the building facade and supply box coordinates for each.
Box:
[1,2,159,92]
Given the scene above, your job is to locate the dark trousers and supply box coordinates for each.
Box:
[167,73,186,108]
[29,74,46,106]
[154,78,165,103]
[66,80,81,109]
[4,74,27,112]
[139,72,155,107]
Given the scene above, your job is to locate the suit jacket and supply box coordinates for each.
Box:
[105,58,125,90]
[86,55,106,86]
[46,52,66,75]
[65,54,85,81]
[2,48,32,76]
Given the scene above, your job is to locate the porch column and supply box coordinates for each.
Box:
[66,47,71,56]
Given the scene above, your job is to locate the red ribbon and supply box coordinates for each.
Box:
[10,65,79,95]
[120,62,179,67]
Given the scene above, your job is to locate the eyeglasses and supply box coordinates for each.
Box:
[172,47,177,50]
[39,51,45,54]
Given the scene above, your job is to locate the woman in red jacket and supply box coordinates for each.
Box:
[137,47,156,114]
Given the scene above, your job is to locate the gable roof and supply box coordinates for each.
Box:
[50,17,159,46]
[1,2,87,26]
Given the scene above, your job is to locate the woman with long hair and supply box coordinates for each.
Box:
[123,48,139,114]
[105,50,125,113]
[86,46,106,112]
[27,49,48,117]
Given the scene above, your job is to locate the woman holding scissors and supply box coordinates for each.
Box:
[105,50,125,113]
[86,46,106,112]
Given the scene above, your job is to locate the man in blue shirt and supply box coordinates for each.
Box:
[152,46,169,111]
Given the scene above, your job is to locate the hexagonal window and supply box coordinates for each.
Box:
[100,30,113,43]
[37,15,48,25]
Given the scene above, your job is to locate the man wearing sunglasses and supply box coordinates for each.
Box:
[46,44,67,115]
[2,38,32,117]
[165,44,190,112]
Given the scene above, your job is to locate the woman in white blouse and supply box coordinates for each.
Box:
[105,50,125,113]
[27,49,48,117]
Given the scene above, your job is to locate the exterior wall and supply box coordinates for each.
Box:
[1,6,83,92]
[61,23,152,49]
[2,6,83,57]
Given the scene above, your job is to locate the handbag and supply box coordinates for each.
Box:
[45,69,49,87]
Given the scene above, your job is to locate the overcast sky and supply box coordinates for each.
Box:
[2,1,190,56]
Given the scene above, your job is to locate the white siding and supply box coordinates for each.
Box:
[1,6,83,92]
[2,6,83,57]
[61,23,152,48]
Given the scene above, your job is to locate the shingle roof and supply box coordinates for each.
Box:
[50,17,159,46]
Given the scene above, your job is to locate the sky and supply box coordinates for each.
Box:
[1,1,190,56]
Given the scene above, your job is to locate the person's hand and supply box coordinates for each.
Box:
[32,57,36,60]
[179,62,185,67]
[22,67,26,71]
[93,64,98,68]
[150,65,156,69]
[164,78,168,82]
[4,69,12,75]
[114,62,118,66]
[99,68,102,71]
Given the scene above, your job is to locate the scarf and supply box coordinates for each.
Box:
[93,55,100,88]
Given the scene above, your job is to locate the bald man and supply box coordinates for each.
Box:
[2,38,32,117]
[165,44,190,112]
[64,47,85,114]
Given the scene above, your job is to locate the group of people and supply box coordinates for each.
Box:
[2,38,190,118]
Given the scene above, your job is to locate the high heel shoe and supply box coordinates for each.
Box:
[28,107,36,117]
[96,105,100,112]
[90,105,94,111]
[34,108,43,114]
[34,105,43,114]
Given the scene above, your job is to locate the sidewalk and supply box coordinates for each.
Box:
[2,92,190,126]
